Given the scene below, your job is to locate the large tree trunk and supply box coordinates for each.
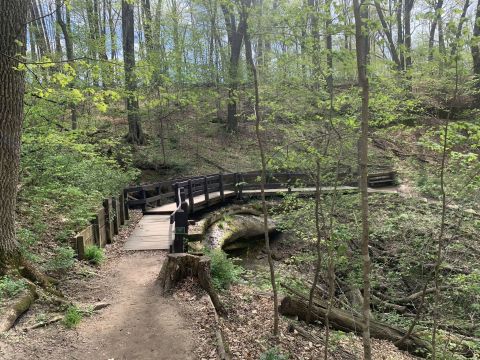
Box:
[0,0,28,267]
[472,0,480,78]
[56,0,78,130]
[353,0,372,358]
[428,0,444,61]
[404,0,414,69]
[122,0,145,145]
[221,2,248,132]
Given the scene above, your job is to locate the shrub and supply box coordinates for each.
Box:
[47,246,76,271]
[207,249,243,290]
[0,276,26,300]
[260,347,289,360]
[84,245,104,265]
[63,305,82,328]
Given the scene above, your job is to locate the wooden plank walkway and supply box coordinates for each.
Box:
[124,186,398,251]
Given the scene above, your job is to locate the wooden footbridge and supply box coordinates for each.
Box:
[123,170,396,252]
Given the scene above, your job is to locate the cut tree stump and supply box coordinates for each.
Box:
[158,253,226,316]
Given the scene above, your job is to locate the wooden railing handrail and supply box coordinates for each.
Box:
[124,169,396,212]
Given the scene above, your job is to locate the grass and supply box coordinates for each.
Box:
[63,305,82,328]
[84,245,104,265]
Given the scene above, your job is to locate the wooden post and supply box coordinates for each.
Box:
[123,189,129,221]
[203,176,209,204]
[156,185,161,206]
[140,188,147,213]
[112,196,120,235]
[174,183,180,206]
[103,199,113,244]
[119,192,126,225]
[180,187,186,203]
[76,236,85,260]
[219,174,225,202]
[234,173,239,196]
[92,214,100,246]
[173,208,188,253]
[187,179,194,214]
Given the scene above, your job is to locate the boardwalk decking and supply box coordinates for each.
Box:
[124,186,398,251]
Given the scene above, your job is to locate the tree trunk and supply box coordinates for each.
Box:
[122,0,145,145]
[471,0,480,77]
[428,0,444,62]
[353,0,372,358]
[396,0,405,69]
[450,0,470,57]
[221,2,248,132]
[244,3,279,335]
[404,0,414,69]
[374,0,401,69]
[0,0,28,267]
[56,0,78,130]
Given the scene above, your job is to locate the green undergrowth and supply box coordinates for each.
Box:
[84,245,104,265]
[0,276,27,301]
[63,305,82,328]
[16,121,138,271]
[273,192,480,355]
[206,249,243,290]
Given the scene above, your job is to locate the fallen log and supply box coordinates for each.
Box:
[158,253,226,316]
[0,287,38,332]
[278,287,431,356]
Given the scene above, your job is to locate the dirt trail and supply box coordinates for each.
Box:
[70,252,194,360]
[0,251,195,360]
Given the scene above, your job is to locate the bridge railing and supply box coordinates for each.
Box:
[124,169,396,214]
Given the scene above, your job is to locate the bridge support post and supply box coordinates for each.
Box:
[173,208,188,253]
[123,189,129,221]
[156,185,161,207]
[174,183,180,206]
[187,180,194,214]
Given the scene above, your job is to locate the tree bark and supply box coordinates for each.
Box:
[56,0,78,130]
[158,253,226,315]
[471,0,480,77]
[279,295,431,355]
[404,0,414,69]
[353,0,372,358]
[374,0,401,69]
[122,0,145,144]
[0,0,28,267]
[450,0,470,57]
[244,3,279,335]
[221,1,248,132]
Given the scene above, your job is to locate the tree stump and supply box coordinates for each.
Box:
[158,253,226,316]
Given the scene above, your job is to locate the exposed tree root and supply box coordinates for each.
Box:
[0,286,38,332]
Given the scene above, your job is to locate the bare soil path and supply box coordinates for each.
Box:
[69,252,195,360]
[0,250,196,360]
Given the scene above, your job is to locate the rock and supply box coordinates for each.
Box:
[205,214,276,251]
